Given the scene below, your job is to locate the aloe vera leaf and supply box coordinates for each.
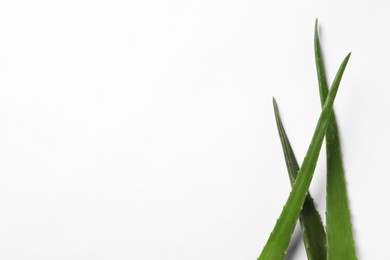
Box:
[314,20,357,260]
[273,98,326,260]
[258,53,350,260]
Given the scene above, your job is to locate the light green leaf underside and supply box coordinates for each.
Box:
[258,53,350,260]
[315,20,357,260]
[273,98,326,260]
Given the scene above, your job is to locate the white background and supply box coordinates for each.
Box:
[0,1,389,259]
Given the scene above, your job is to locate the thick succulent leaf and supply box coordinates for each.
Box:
[258,53,350,260]
[273,98,326,260]
[314,20,357,260]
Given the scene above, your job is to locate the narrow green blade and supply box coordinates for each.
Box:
[315,20,357,260]
[258,53,350,260]
[273,98,326,260]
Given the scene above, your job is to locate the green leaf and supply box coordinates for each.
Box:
[314,20,357,260]
[273,98,326,260]
[258,53,350,260]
